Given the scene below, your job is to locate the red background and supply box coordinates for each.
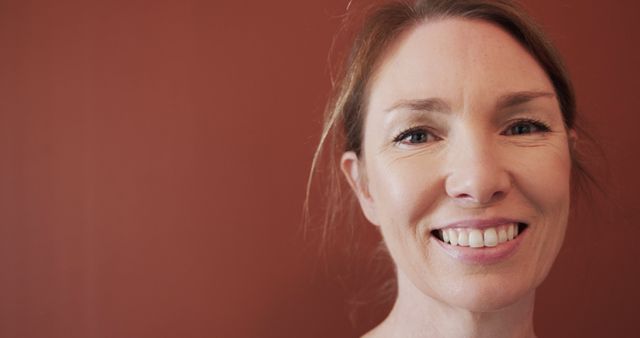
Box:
[1,0,638,337]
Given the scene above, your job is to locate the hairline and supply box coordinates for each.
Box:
[357,15,566,157]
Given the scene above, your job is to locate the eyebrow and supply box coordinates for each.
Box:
[384,90,555,114]
[495,91,556,110]
[384,97,451,114]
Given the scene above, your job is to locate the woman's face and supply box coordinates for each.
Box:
[342,18,572,311]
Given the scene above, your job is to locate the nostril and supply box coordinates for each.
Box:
[491,191,506,201]
[453,190,507,205]
[455,193,473,200]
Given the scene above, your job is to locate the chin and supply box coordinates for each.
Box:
[448,281,534,313]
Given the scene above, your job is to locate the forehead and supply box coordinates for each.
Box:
[367,18,553,112]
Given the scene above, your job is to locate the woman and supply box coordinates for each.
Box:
[308,0,590,337]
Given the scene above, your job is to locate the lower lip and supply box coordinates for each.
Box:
[432,228,527,265]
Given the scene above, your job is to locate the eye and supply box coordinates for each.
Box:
[393,127,438,145]
[503,119,551,136]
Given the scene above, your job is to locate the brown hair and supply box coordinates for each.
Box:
[304,0,599,325]
[305,0,592,250]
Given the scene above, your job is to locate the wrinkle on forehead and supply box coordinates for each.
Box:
[366,17,554,121]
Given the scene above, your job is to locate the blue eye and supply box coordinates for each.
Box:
[394,127,437,145]
[504,119,550,136]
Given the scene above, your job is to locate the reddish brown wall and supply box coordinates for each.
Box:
[1,1,638,337]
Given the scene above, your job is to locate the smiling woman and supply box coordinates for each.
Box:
[307,0,589,337]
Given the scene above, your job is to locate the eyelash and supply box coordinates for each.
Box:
[392,119,552,145]
[503,118,551,136]
[393,126,439,145]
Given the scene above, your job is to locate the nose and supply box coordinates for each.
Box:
[444,134,512,206]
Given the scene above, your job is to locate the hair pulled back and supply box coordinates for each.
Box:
[305,0,590,249]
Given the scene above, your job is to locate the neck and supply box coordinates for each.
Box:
[365,271,537,338]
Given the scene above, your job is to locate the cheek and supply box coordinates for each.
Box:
[511,143,572,217]
[367,155,443,230]
[509,142,572,279]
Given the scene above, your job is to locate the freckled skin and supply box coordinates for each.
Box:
[341,18,571,336]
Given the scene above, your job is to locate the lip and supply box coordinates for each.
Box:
[431,221,529,265]
[436,217,523,230]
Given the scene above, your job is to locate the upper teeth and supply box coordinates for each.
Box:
[439,223,520,248]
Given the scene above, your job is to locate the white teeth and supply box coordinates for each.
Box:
[483,228,498,247]
[438,223,524,248]
[468,230,484,248]
[458,230,469,246]
[448,229,458,246]
[498,228,508,243]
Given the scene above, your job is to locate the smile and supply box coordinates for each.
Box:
[432,223,528,248]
